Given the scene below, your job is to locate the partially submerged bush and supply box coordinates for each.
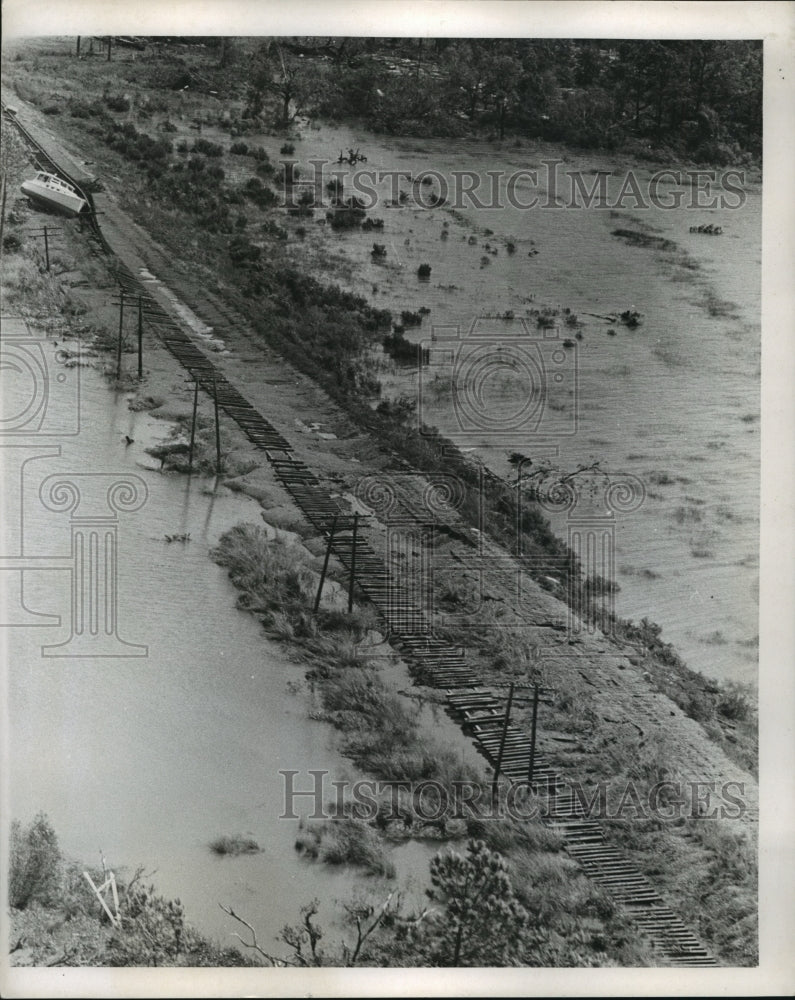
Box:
[211,524,315,622]
[297,822,396,878]
[209,834,261,856]
[327,196,368,230]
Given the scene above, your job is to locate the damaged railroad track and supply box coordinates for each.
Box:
[3,100,721,967]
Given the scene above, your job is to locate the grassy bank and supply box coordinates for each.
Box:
[210,522,651,965]
[210,520,757,965]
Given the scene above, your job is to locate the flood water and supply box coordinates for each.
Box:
[212,119,760,686]
[2,355,432,952]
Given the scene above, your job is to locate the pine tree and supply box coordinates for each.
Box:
[420,839,531,966]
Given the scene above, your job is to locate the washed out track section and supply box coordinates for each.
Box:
[3,103,718,967]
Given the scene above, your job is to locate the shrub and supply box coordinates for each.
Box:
[104,121,171,165]
[9,813,62,909]
[211,524,315,619]
[106,883,186,966]
[243,176,278,208]
[104,94,130,112]
[327,196,367,230]
[287,188,315,217]
[262,219,288,241]
[230,141,249,155]
[280,142,296,155]
[718,682,755,722]
[417,263,432,279]
[327,177,344,198]
[3,234,22,252]
[192,138,224,157]
[228,235,262,266]
[383,330,417,362]
[69,99,97,119]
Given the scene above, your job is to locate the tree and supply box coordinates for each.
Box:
[483,49,523,139]
[440,41,490,120]
[419,839,531,966]
[9,813,62,910]
[218,37,236,70]
[244,42,323,127]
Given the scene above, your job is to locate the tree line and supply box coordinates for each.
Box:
[231,37,761,162]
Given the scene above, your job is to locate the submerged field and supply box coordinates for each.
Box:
[3,36,759,685]
[1,36,759,969]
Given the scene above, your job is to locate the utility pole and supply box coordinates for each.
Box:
[212,375,221,475]
[491,682,515,799]
[136,295,143,379]
[187,380,199,474]
[528,683,540,787]
[313,516,338,613]
[347,512,359,613]
[0,175,7,272]
[115,289,125,379]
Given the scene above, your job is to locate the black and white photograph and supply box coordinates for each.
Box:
[1,2,792,996]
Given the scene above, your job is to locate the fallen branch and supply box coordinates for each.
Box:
[218,904,291,966]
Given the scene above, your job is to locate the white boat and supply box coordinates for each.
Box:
[20,171,87,216]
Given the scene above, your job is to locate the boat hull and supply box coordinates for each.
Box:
[20,179,86,216]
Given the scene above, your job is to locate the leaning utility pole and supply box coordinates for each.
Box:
[491,682,515,799]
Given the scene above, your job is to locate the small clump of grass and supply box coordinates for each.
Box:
[209,834,261,856]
